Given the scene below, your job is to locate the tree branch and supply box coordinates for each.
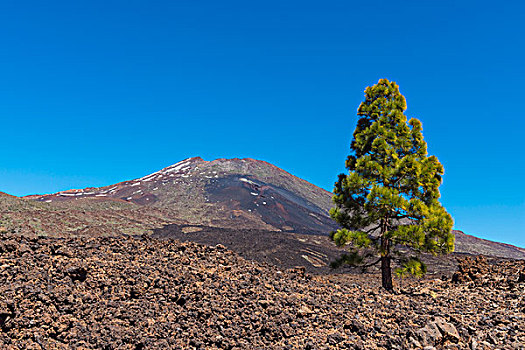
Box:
[361,258,382,268]
[364,225,381,234]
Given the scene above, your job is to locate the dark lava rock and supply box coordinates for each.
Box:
[66,267,88,282]
[0,233,523,349]
[518,270,525,283]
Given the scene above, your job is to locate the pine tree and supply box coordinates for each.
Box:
[330,78,454,291]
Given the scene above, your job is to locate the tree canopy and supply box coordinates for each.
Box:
[330,78,454,291]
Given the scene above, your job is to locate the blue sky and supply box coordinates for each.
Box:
[0,1,524,247]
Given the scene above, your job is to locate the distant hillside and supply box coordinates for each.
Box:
[1,191,185,237]
[10,157,525,260]
[453,230,525,260]
[0,191,41,211]
[27,157,338,234]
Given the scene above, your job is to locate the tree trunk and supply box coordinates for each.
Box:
[380,219,393,291]
[381,255,393,291]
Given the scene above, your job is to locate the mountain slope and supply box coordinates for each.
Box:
[29,157,338,234]
[453,230,525,260]
[0,191,42,211]
[21,157,525,260]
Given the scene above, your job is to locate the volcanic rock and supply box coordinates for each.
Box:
[434,317,460,343]
[0,233,523,349]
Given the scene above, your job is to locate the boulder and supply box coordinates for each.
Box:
[434,316,460,343]
[417,321,442,346]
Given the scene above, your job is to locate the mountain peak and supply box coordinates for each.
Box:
[25,156,337,234]
[138,157,205,182]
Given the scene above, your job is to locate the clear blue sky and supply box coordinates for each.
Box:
[1,1,523,247]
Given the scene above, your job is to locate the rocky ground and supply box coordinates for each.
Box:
[0,233,523,349]
[153,224,459,275]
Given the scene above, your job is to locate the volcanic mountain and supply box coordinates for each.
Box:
[9,157,525,261]
[27,157,338,234]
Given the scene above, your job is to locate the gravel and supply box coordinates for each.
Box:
[0,233,523,349]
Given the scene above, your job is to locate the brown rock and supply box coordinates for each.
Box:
[417,321,442,346]
[297,305,313,317]
[434,316,460,343]
[0,232,523,349]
